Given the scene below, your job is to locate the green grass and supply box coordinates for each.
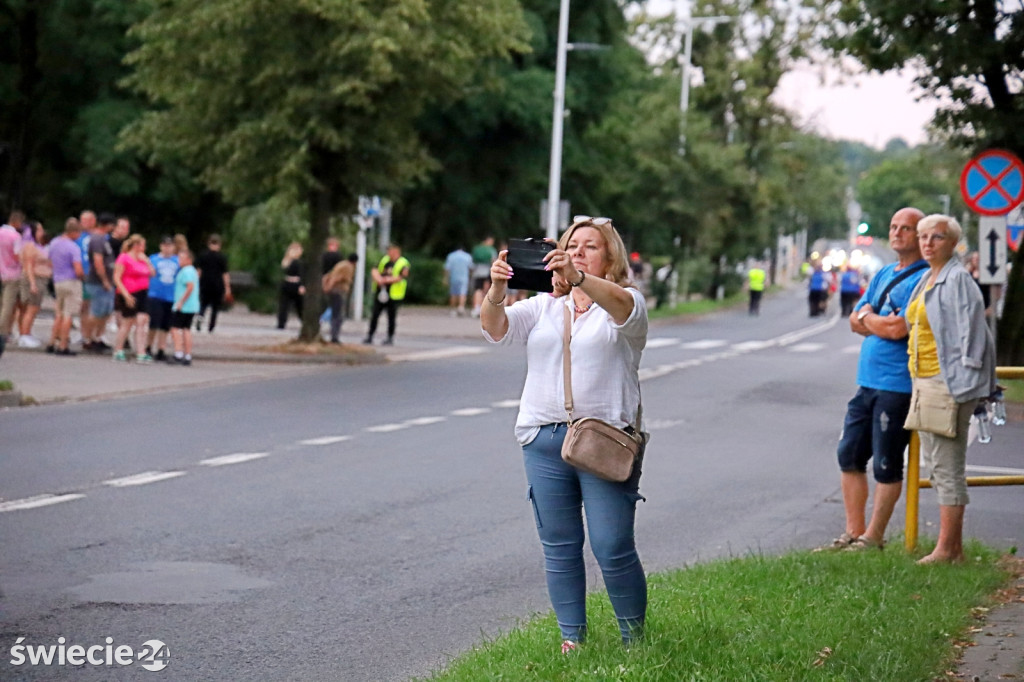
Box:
[1000,378,1024,404]
[648,292,747,320]
[420,542,1012,681]
[0,379,13,391]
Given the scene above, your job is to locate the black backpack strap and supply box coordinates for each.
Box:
[873,261,927,313]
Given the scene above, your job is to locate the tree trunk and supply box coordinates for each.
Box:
[996,244,1024,366]
[299,186,332,342]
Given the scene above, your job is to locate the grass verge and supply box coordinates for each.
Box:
[1000,378,1024,404]
[421,542,1012,681]
[648,292,747,320]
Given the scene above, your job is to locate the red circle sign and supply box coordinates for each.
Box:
[960,149,1024,216]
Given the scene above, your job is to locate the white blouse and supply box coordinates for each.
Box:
[483,287,648,444]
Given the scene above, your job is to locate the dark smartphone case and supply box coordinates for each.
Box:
[507,239,555,293]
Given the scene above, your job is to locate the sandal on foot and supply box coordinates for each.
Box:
[845,536,884,551]
[813,531,857,552]
[561,640,578,654]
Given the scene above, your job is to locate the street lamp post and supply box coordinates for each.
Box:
[544,0,609,240]
[545,0,572,241]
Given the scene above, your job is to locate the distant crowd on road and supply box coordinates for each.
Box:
[0,209,232,366]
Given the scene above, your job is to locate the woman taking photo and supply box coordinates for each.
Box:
[905,215,995,564]
[481,216,648,652]
[112,234,156,363]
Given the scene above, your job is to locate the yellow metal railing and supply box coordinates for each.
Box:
[904,367,1022,552]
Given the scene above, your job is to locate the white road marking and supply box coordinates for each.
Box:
[389,347,486,362]
[492,399,520,408]
[103,471,186,487]
[645,418,687,430]
[646,338,680,349]
[680,339,727,349]
[200,452,271,466]
[731,340,772,351]
[366,423,412,433]
[775,314,840,346]
[0,493,86,513]
[451,408,492,417]
[843,345,862,354]
[788,343,825,353]
[299,436,352,446]
[965,465,1024,476]
[405,416,446,426]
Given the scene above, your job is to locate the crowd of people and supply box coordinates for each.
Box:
[0,209,231,366]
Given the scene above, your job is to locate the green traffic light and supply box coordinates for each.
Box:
[857,222,869,234]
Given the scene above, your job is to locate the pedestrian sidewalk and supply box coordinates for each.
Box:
[0,304,488,405]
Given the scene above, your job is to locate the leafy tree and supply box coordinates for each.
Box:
[855,146,969,238]
[0,0,218,234]
[820,0,1024,362]
[395,0,646,255]
[629,0,839,295]
[122,0,529,341]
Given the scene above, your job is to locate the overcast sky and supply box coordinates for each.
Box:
[636,1,939,149]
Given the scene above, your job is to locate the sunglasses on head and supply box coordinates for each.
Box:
[572,215,611,226]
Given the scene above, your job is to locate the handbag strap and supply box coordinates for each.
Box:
[562,304,642,429]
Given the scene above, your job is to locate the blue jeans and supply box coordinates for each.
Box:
[523,423,646,643]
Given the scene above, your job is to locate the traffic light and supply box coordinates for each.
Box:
[857,222,869,234]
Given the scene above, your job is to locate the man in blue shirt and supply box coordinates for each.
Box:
[819,207,927,552]
[443,245,474,317]
[146,236,180,361]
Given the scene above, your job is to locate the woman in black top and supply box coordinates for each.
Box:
[277,241,305,329]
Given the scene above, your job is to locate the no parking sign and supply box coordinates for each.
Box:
[960,149,1024,216]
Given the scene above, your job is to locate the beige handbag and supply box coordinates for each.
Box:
[903,320,958,438]
[904,378,958,438]
[559,306,645,482]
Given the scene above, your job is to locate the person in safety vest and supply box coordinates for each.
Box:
[363,243,410,346]
[747,262,766,316]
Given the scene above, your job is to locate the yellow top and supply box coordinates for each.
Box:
[748,268,766,292]
[906,291,940,378]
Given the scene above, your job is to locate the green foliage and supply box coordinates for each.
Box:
[421,542,1011,681]
[855,146,969,239]
[121,0,530,207]
[225,197,308,288]
[121,0,529,340]
[822,0,1024,154]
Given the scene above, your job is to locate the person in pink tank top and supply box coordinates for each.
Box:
[112,234,156,363]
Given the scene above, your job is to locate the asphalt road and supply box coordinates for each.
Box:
[2,288,1021,680]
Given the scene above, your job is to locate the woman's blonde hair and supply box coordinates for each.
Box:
[121,233,145,254]
[558,217,632,287]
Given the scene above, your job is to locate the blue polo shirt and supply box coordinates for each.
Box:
[853,260,927,393]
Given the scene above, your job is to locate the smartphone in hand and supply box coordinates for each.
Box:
[507,239,555,292]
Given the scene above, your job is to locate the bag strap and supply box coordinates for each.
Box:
[562,304,642,429]
[562,304,574,420]
[873,260,927,313]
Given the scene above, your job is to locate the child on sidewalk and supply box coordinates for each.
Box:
[170,249,200,365]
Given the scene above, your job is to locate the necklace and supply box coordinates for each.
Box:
[573,300,594,315]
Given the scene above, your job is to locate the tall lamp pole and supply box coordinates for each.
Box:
[545,0,572,241]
